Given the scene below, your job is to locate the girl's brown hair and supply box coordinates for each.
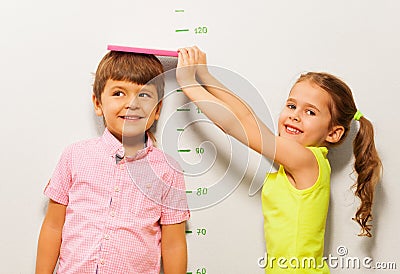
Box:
[93,51,165,143]
[297,72,382,237]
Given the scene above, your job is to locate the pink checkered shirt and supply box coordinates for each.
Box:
[44,129,190,274]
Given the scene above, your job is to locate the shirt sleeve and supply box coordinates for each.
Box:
[160,163,190,225]
[44,145,73,205]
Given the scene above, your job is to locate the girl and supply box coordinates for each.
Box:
[176,46,381,273]
[36,50,190,274]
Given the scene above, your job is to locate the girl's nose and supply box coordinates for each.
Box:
[289,111,300,122]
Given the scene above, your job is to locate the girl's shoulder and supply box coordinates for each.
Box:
[306,146,331,177]
[307,146,329,159]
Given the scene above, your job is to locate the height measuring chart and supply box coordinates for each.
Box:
[156,69,272,274]
[152,4,275,273]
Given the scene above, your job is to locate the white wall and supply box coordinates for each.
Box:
[0,0,399,273]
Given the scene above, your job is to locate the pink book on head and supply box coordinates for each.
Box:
[107,45,179,71]
[107,45,179,57]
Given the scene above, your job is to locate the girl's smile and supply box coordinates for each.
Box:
[278,80,333,147]
[284,124,303,135]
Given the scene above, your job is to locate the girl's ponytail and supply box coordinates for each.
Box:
[297,72,382,237]
[352,115,382,237]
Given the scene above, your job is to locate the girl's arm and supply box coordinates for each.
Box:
[161,222,187,274]
[36,199,66,274]
[176,46,318,189]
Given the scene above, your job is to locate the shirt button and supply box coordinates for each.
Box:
[99,259,105,265]
[110,211,115,217]
[104,234,110,240]
[114,186,120,192]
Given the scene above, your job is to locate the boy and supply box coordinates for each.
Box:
[36,50,190,274]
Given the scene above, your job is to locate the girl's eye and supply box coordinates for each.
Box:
[287,104,296,110]
[306,109,316,116]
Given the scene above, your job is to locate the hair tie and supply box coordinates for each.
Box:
[353,110,363,121]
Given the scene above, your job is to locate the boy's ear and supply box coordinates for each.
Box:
[92,93,103,116]
[325,125,345,144]
[154,101,163,120]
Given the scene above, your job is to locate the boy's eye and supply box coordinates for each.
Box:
[138,92,151,98]
[113,91,124,96]
[287,104,296,109]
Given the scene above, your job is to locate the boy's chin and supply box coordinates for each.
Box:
[121,131,146,141]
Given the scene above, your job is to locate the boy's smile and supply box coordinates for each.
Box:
[93,79,162,144]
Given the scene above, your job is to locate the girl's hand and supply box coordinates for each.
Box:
[191,46,209,77]
[176,47,197,87]
[176,46,208,87]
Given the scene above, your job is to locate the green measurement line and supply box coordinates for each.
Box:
[175,9,185,12]
[187,272,193,274]
[186,190,193,194]
[178,149,191,153]
[185,230,193,234]
[176,89,183,92]
[176,29,190,32]
[177,128,184,132]
[177,108,190,112]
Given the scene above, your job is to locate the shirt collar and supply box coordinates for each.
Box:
[101,128,154,161]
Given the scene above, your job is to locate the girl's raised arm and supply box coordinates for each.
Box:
[176,47,319,190]
[176,47,272,158]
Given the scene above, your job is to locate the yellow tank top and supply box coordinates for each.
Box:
[261,147,330,273]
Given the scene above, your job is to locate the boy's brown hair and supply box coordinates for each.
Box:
[93,51,165,101]
[93,51,165,143]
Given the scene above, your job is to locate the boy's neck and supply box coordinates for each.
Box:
[121,134,147,157]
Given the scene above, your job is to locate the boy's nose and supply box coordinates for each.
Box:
[126,95,140,109]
